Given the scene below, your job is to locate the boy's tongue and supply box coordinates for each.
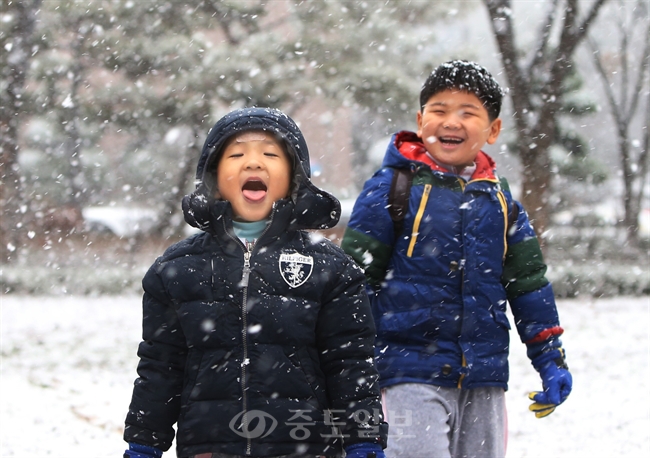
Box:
[242,179,268,202]
[243,189,266,202]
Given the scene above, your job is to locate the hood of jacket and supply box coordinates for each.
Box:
[182,107,340,233]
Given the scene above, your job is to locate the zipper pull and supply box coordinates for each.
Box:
[449,259,466,272]
[240,242,253,288]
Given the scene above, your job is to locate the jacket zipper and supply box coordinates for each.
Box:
[456,176,503,388]
[413,176,501,388]
[457,177,468,389]
[457,354,467,388]
[457,178,467,389]
[222,214,274,456]
[241,241,252,455]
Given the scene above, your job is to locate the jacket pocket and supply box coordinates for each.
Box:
[187,349,236,401]
[286,347,329,408]
[377,307,433,335]
[180,350,203,418]
[490,307,511,330]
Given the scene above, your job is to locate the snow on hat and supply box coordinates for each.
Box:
[420,60,505,120]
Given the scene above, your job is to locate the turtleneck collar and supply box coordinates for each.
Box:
[232,219,269,243]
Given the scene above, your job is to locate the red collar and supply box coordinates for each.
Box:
[395,131,497,180]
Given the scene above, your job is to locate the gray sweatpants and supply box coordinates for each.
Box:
[383,383,507,458]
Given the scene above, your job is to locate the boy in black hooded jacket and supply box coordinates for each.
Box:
[123,108,388,458]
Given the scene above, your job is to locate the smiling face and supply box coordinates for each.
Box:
[417,89,502,168]
[216,130,292,222]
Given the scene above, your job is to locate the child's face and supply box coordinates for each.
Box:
[417,89,502,168]
[217,130,291,222]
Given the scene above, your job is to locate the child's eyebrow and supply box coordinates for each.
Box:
[425,101,481,110]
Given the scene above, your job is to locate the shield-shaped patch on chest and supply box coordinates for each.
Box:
[279,252,314,288]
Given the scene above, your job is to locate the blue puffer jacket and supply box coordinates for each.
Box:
[342,131,564,390]
[124,108,387,458]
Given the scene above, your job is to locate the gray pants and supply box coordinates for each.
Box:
[383,383,506,458]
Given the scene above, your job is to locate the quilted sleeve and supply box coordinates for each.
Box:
[502,200,564,360]
[315,255,388,448]
[341,169,395,288]
[123,262,188,451]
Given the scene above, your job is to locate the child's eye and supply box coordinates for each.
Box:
[264,152,280,157]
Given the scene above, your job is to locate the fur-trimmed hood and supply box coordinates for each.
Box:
[182,107,340,233]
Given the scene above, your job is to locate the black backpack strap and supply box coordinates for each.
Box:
[388,167,415,239]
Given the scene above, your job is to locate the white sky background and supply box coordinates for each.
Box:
[1,295,649,457]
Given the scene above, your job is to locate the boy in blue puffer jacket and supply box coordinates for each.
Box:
[341,61,572,458]
[123,107,388,458]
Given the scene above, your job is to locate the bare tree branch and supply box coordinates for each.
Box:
[483,0,611,239]
[626,12,650,122]
[588,0,649,244]
[588,39,624,125]
[483,0,532,133]
[528,0,560,76]
[636,28,650,217]
[574,0,610,46]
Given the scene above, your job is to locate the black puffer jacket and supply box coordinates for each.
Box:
[124,108,387,458]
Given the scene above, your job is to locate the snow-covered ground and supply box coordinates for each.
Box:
[1,294,648,457]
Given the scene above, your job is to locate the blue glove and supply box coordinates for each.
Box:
[529,348,572,418]
[345,442,386,458]
[123,442,163,458]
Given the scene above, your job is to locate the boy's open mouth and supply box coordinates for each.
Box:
[242,179,267,201]
[439,136,464,145]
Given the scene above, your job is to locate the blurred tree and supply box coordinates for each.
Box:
[0,0,43,263]
[588,0,649,246]
[10,0,463,243]
[288,1,466,186]
[507,66,608,215]
[24,4,106,226]
[483,0,609,241]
